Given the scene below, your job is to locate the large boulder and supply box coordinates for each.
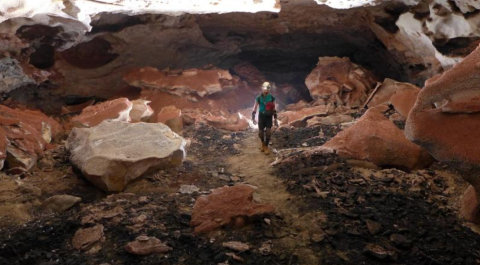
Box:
[67,121,187,192]
[0,105,62,170]
[366,78,421,119]
[406,45,480,222]
[71,98,133,128]
[324,107,433,170]
[305,57,377,108]
[190,185,275,235]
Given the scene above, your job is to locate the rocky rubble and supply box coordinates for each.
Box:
[67,121,187,192]
[305,57,377,108]
[0,104,62,171]
[273,139,480,264]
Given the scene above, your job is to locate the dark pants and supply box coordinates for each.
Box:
[258,113,273,146]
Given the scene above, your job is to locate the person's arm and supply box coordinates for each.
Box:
[252,98,259,124]
[273,99,278,126]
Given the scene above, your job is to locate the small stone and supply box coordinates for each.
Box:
[179,185,200,194]
[346,228,362,236]
[222,241,250,252]
[230,176,241,182]
[259,241,272,255]
[390,234,412,249]
[363,244,391,260]
[325,229,337,236]
[137,235,149,242]
[311,233,325,243]
[138,196,149,204]
[41,195,82,213]
[365,219,381,235]
[217,174,231,181]
[72,224,104,250]
[125,236,172,255]
[131,214,147,224]
[226,252,244,261]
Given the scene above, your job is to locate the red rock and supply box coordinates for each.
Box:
[71,97,133,128]
[305,57,376,108]
[460,186,480,223]
[205,111,249,132]
[284,100,310,111]
[0,105,62,170]
[181,108,250,132]
[139,86,257,120]
[278,105,334,127]
[324,107,433,170]
[125,236,172,255]
[367,78,420,118]
[405,45,480,202]
[190,185,275,235]
[389,88,419,119]
[61,99,95,115]
[307,114,353,127]
[129,99,153,122]
[156,105,183,132]
[124,67,237,97]
[72,224,104,250]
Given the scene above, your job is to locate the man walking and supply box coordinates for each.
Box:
[252,82,279,155]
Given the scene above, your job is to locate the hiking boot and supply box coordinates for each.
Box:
[264,146,271,155]
[260,142,266,152]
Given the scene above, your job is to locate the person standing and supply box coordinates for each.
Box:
[252,82,279,155]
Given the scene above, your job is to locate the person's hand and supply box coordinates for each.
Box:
[274,119,279,127]
[253,119,257,125]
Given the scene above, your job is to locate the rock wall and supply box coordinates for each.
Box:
[1,0,480,104]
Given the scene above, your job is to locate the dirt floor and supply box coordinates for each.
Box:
[0,124,480,265]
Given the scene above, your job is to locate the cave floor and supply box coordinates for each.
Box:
[0,124,480,265]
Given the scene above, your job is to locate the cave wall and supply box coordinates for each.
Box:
[0,0,480,103]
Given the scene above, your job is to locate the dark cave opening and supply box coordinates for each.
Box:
[29,44,55,69]
[60,38,119,69]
